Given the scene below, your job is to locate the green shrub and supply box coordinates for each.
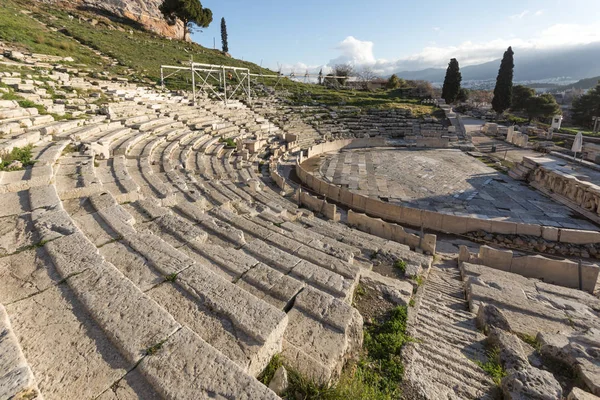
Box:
[393,259,407,273]
[0,145,35,171]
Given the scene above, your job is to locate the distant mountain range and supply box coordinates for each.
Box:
[394,42,600,84]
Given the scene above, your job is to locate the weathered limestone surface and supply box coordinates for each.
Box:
[0,304,42,400]
[139,327,280,399]
[538,330,600,396]
[45,233,181,363]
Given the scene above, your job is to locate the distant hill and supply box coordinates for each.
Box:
[394,42,600,84]
[557,76,600,91]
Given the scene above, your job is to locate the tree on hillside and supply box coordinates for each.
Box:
[411,80,435,98]
[456,88,470,103]
[470,90,493,106]
[511,85,535,111]
[387,74,405,89]
[333,64,353,85]
[357,66,378,90]
[220,17,228,53]
[159,0,213,41]
[525,94,560,122]
[441,58,462,104]
[571,82,600,128]
[492,46,514,114]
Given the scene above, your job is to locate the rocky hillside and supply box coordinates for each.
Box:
[35,0,185,40]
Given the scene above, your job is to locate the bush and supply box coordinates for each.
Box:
[0,145,35,171]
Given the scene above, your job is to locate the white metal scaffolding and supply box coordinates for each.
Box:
[160,62,355,105]
[160,62,255,105]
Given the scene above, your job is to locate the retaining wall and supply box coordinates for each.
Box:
[459,245,600,293]
[296,139,600,246]
[348,210,436,254]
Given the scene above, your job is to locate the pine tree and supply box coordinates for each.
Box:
[220,17,228,53]
[159,0,213,41]
[492,46,514,114]
[441,58,462,104]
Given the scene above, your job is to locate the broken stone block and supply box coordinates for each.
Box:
[502,366,562,400]
[568,387,600,400]
[268,365,288,395]
[488,328,528,371]
[477,304,512,334]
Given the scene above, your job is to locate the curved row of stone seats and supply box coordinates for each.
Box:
[80,107,369,382]
[82,192,287,377]
[0,304,43,400]
[0,141,68,194]
[33,207,279,398]
[110,194,363,384]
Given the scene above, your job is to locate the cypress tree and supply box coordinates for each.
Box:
[492,46,514,114]
[221,17,228,53]
[441,58,462,104]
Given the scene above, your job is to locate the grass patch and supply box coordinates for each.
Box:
[259,354,283,386]
[0,145,35,171]
[145,340,166,356]
[412,275,424,287]
[393,259,407,274]
[260,307,411,399]
[474,347,507,386]
[219,137,237,148]
[517,333,541,351]
[61,144,78,155]
[164,273,178,283]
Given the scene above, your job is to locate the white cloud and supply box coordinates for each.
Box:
[281,23,600,77]
[433,27,441,32]
[510,10,529,20]
[329,36,376,66]
[534,10,544,16]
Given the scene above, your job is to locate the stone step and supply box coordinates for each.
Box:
[282,287,363,385]
[0,304,43,400]
[89,195,289,376]
[138,326,280,399]
[44,232,182,365]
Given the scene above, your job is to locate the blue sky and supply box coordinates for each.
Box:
[191,0,600,74]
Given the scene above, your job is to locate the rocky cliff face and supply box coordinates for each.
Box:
[41,0,186,40]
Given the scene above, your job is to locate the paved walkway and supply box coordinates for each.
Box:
[318,148,598,230]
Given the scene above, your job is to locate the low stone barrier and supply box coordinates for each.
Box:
[296,139,600,247]
[299,191,340,221]
[348,210,436,254]
[459,245,599,293]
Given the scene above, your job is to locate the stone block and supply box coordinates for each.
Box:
[542,226,559,242]
[559,229,600,245]
[441,214,468,234]
[516,223,542,237]
[478,245,513,271]
[490,220,518,235]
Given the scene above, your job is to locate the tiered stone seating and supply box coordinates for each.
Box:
[0,54,435,398]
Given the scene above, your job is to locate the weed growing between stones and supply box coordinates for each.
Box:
[219,137,236,148]
[61,144,78,156]
[259,354,283,386]
[393,259,407,274]
[517,333,541,351]
[164,273,178,283]
[474,347,507,386]
[0,145,35,171]
[145,340,166,356]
